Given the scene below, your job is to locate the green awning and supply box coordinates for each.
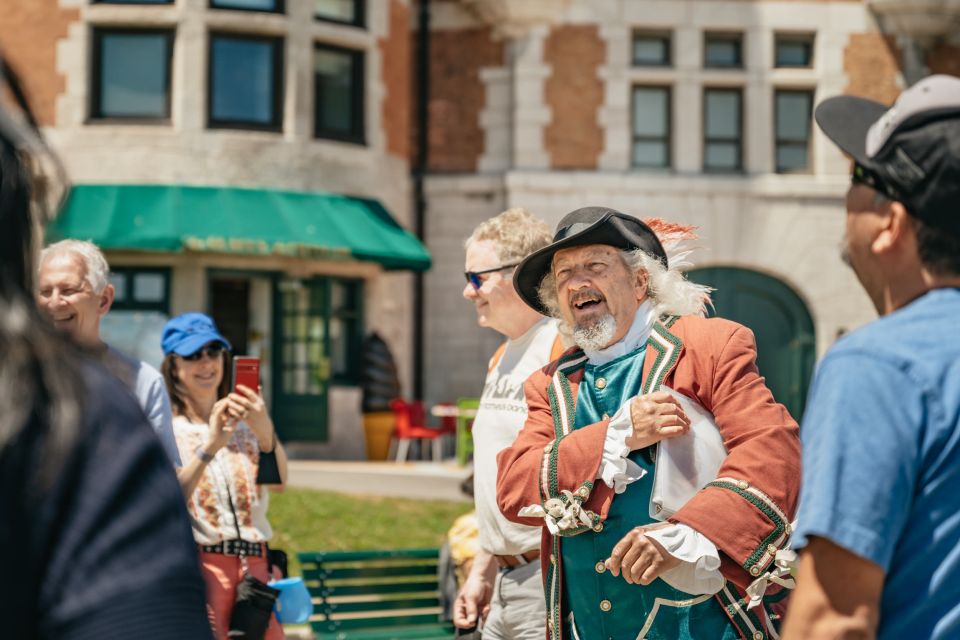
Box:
[47,184,431,271]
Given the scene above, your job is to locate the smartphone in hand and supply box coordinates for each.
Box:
[232,356,260,394]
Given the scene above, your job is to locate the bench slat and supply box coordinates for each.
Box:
[315,581,438,597]
[313,622,455,640]
[321,596,440,614]
[306,564,438,580]
[312,612,449,632]
[300,549,439,563]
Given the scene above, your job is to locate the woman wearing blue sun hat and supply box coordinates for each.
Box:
[161,312,288,640]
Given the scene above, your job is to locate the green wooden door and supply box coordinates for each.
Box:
[272,277,331,441]
[686,267,815,420]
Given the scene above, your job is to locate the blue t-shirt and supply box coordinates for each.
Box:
[793,288,960,639]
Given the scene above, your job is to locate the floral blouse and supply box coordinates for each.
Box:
[172,415,272,546]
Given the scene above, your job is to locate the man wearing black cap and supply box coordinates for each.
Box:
[496,209,801,640]
[784,76,960,640]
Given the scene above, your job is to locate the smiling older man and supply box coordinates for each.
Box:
[37,240,180,466]
[496,207,801,640]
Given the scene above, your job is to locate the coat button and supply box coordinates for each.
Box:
[550,554,557,565]
[577,486,589,498]
[600,599,612,612]
[737,480,749,490]
[749,565,761,576]
[595,377,607,389]
[767,544,778,555]
[752,632,764,640]
[595,561,606,574]
[593,522,604,533]
[602,412,609,420]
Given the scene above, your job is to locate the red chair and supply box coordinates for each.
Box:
[390,398,446,462]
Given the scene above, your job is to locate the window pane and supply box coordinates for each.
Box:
[315,0,359,23]
[109,273,128,302]
[99,33,169,118]
[212,0,280,10]
[210,36,279,126]
[100,311,169,370]
[633,141,668,167]
[705,36,741,67]
[95,0,172,4]
[133,272,165,302]
[776,38,812,67]
[705,142,739,169]
[314,46,362,139]
[632,87,668,136]
[705,91,740,137]
[633,35,669,66]
[776,92,812,141]
[777,145,808,173]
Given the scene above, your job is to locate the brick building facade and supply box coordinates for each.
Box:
[1,0,957,451]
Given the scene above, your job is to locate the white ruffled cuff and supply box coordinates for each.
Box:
[645,523,724,595]
[597,402,646,494]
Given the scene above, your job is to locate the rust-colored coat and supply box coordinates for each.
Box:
[496,315,801,638]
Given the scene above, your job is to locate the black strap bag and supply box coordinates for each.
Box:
[224,480,279,639]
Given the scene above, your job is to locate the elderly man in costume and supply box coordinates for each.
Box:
[496,207,801,640]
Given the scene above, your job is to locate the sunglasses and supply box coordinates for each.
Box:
[464,262,520,290]
[180,343,227,361]
[851,163,899,200]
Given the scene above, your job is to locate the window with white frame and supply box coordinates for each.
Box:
[703,88,743,172]
[631,86,671,169]
[774,89,813,173]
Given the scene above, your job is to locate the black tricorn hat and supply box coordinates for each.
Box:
[513,207,668,316]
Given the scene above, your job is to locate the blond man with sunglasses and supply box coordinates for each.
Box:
[455,208,565,639]
[37,239,181,466]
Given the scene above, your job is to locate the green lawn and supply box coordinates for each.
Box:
[268,488,472,576]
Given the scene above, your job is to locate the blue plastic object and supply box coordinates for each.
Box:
[270,577,313,624]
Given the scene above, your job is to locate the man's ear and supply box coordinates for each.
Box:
[871,201,912,256]
[635,268,649,301]
[98,283,115,316]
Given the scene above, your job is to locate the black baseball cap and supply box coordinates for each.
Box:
[815,74,960,232]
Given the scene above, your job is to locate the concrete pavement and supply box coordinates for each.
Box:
[286,460,472,502]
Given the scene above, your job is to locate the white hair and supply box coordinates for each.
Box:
[536,248,712,332]
[40,240,111,293]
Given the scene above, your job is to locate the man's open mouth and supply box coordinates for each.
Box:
[571,291,603,311]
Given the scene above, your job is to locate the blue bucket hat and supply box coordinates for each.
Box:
[161,312,232,356]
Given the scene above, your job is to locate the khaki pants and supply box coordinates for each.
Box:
[482,561,546,640]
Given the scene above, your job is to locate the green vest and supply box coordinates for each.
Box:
[560,348,737,640]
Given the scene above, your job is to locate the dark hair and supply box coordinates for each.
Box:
[913,217,960,276]
[0,59,82,488]
[161,350,233,419]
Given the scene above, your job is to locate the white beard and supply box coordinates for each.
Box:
[572,313,617,351]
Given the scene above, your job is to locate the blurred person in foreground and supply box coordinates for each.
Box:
[783,76,960,640]
[453,208,564,638]
[496,209,800,639]
[161,312,288,640]
[0,58,211,639]
[37,239,181,466]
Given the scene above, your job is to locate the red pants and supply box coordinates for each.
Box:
[199,550,285,640]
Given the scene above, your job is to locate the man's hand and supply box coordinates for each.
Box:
[605,523,680,585]
[453,572,493,629]
[626,391,690,451]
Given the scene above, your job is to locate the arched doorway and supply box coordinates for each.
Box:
[686,267,815,420]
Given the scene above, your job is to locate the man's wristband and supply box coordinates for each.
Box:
[195,446,215,464]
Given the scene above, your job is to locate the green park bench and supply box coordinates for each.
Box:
[298,548,454,640]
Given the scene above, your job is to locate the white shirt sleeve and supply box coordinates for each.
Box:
[596,397,724,595]
[644,524,724,595]
[596,401,646,493]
